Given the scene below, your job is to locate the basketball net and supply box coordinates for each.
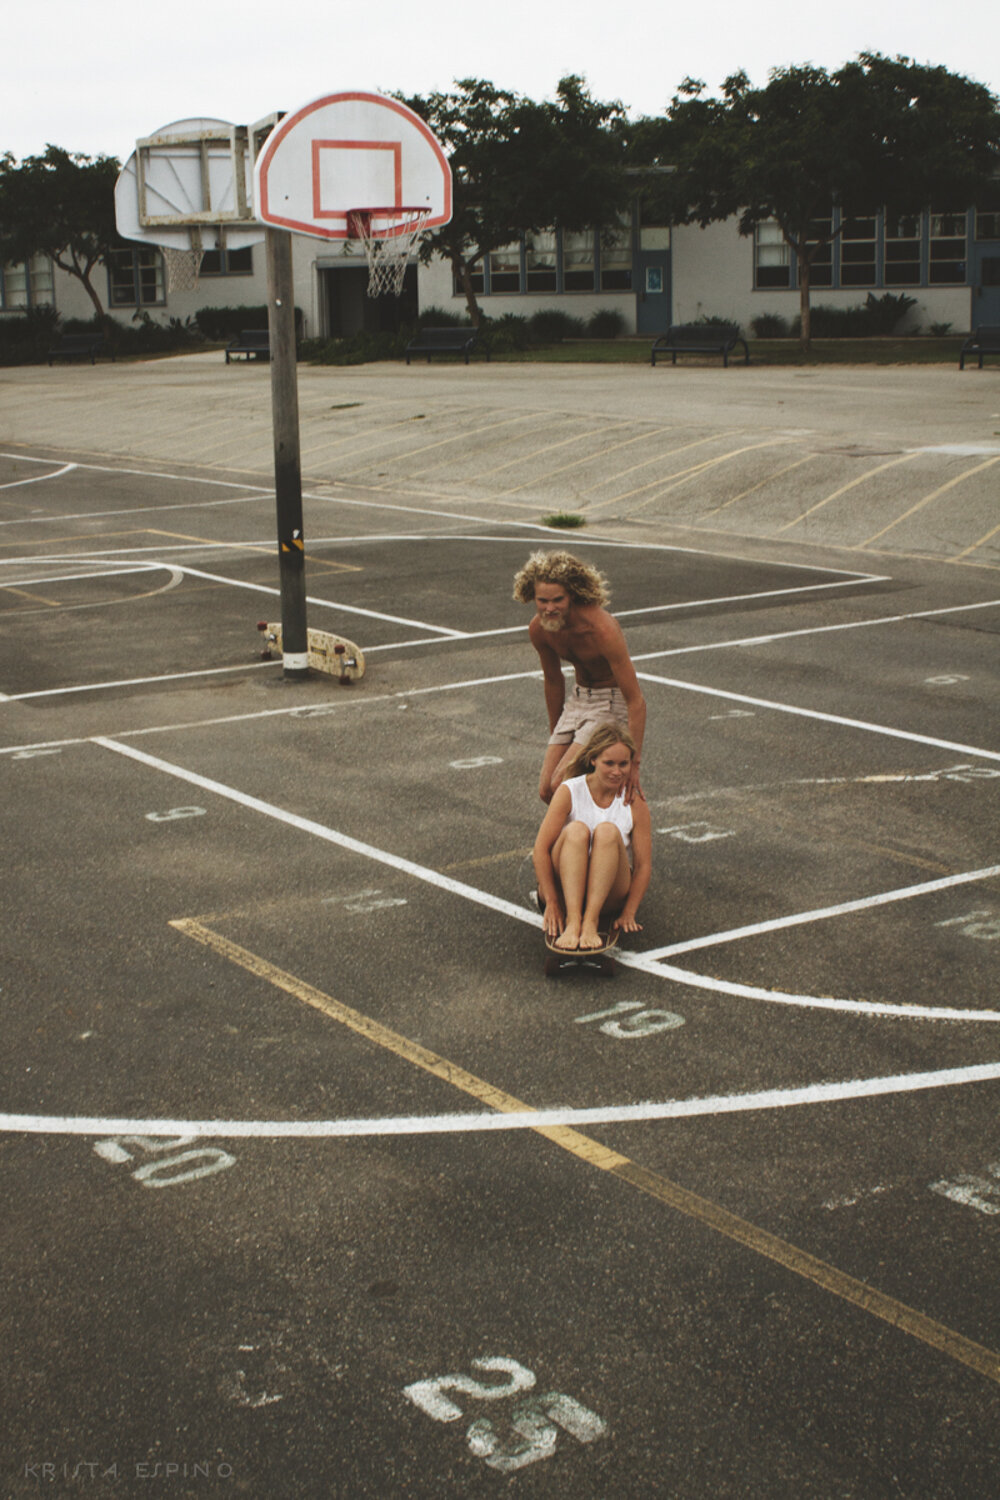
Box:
[162,246,201,293]
[347,207,430,297]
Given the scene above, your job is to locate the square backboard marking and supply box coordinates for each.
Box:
[311,139,403,225]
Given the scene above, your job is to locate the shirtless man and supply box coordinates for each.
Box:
[513,550,646,805]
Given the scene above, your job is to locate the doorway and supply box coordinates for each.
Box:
[320,265,418,338]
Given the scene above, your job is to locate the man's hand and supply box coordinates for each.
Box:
[623,760,645,806]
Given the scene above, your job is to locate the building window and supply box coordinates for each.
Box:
[805,216,833,288]
[929,210,967,283]
[839,211,877,287]
[562,230,596,291]
[884,213,921,285]
[108,245,166,306]
[599,224,632,291]
[453,260,484,297]
[755,221,790,288]
[1,255,54,310]
[525,231,557,292]
[488,242,521,294]
[974,187,1000,241]
[199,245,254,276]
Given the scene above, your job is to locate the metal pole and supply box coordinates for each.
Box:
[265,225,308,678]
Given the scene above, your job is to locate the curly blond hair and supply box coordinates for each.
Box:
[512,550,610,607]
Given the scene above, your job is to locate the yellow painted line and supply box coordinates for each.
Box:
[494,424,677,497]
[952,520,1000,564]
[174,916,1000,1387]
[0,586,62,606]
[347,411,546,477]
[171,918,628,1170]
[856,455,1000,549]
[485,421,634,486]
[698,454,817,517]
[576,432,733,500]
[596,439,790,515]
[440,846,533,872]
[776,453,922,534]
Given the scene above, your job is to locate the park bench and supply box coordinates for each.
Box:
[651,324,749,368]
[225,329,271,362]
[47,333,109,365]
[405,328,489,365]
[959,326,1000,370]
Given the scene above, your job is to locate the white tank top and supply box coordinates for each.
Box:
[566,775,633,851]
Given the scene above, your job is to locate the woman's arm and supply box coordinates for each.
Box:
[532,784,572,937]
[613,798,652,933]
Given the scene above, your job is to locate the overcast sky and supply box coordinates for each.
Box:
[5,0,998,163]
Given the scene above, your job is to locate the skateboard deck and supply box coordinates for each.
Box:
[544,926,620,978]
[257,621,365,681]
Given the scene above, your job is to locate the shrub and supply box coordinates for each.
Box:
[305,329,409,364]
[415,305,468,328]
[750,312,791,338]
[586,309,625,339]
[479,313,530,352]
[0,305,61,365]
[193,305,303,340]
[528,309,587,343]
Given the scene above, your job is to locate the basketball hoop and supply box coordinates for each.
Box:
[161,226,204,293]
[347,206,430,297]
[162,245,201,293]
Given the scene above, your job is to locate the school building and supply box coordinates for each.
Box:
[4,199,1000,338]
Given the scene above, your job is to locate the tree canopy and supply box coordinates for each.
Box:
[0,146,121,320]
[641,53,1000,345]
[400,76,632,322]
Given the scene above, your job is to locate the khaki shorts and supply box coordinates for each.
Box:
[548,685,629,746]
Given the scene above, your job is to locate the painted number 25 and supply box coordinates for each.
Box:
[403,1357,607,1473]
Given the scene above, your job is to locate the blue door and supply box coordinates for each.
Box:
[971,249,1000,325]
[635,252,671,335]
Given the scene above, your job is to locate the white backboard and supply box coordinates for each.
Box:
[254,91,452,243]
[115,118,264,251]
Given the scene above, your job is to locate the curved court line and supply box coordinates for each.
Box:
[5,1060,1000,1139]
[0,462,76,491]
[91,737,1000,1022]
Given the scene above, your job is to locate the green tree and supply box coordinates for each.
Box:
[646,54,1000,348]
[400,76,632,324]
[0,146,121,322]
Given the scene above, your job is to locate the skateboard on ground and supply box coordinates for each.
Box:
[544,924,620,978]
[257,621,365,682]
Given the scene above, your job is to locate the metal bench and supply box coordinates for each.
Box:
[959,326,1000,370]
[404,328,488,365]
[47,333,108,366]
[651,324,749,368]
[225,329,271,363]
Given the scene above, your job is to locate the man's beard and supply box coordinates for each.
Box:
[538,611,567,633]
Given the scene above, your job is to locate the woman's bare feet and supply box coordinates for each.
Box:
[579,923,603,950]
[555,922,581,950]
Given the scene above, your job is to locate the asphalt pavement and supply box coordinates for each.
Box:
[1,352,1000,1497]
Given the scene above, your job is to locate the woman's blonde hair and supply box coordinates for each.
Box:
[512,550,610,607]
[560,721,636,784]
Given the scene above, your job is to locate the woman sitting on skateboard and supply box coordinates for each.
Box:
[532,722,652,951]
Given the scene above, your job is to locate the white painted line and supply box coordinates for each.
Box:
[167,565,469,636]
[90,737,1000,1021]
[647,864,1000,958]
[0,462,76,491]
[4,1061,1000,1138]
[93,736,540,927]
[637,671,1000,764]
[635,597,1000,661]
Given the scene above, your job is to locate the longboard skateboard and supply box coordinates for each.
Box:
[544,925,620,978]
[257,621,365,682]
